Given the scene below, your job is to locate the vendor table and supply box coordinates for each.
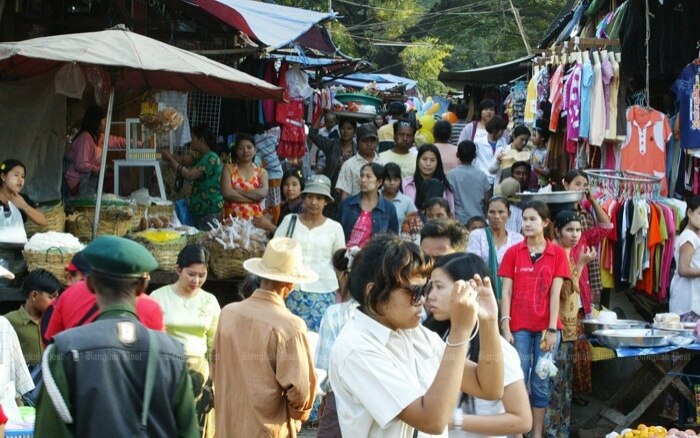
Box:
[592,344,700,432]
[113,159,166,199]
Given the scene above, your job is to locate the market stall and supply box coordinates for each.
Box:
[0,27,285,303]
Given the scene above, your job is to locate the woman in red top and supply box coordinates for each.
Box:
[498,201,570,438]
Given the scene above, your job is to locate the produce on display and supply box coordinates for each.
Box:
[606,425,697,437]
[24,232,84,253]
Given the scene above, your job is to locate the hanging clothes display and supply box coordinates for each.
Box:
[586,170,683,300]
[617,105,672,195]
[672,60,700,149]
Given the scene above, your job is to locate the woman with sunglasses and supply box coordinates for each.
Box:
[329,234,503,438]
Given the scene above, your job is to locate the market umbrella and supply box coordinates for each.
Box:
[0,26,285,238]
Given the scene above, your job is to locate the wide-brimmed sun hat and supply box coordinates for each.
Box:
[243,237,319,284]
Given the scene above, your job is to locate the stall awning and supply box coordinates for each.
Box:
[185,0,338,54]
[323,72,418,91]
[438,55,534,88]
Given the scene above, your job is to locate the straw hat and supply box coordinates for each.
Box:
[243,237,319,284]
[0,265,14,280]
[494,177,521,198]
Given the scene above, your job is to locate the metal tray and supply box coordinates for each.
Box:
[333,110,376,120]
[516,191,584,204]
[581,319,648,337]
[651,322,696,338]
[593,328,677,348]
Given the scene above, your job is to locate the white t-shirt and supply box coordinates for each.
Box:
[330,311,447,438]
[670,229,700,316]
[451,338,524,438]
[466,228,524,266]
[274,215,346,293]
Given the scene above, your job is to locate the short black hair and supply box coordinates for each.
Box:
[457,140,477,164]
[433,121,452,143]
[191,124,216,148]
[466,216,487,229]
[423,197,451,215]
[511,125,531,141]
[88,271,146,304]
[420,219,468,251]
[455,104,468,120]
[22,269,62,299]
[238,274,261,299]
[511,161,532,174]
[485,116,507,134]
[349,234,432,315]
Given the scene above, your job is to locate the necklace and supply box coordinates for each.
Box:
[174,284,197,308]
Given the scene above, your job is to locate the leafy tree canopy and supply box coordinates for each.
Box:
[278,0,567,90]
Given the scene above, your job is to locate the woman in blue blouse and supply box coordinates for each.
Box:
[339,163,398,248]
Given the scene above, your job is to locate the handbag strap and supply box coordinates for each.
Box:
[484,228,502,300]
[141,329,160,431]
[285,214,298,238]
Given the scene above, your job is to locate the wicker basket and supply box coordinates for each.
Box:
[139,235,186,271]
[129,204,147,232]
[66,205,135,242]
[25,201,66,237]
[150,202,174,218]
[205,240,262,279]
[23,247,79,285]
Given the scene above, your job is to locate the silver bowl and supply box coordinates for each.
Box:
[651,322,697,338]
[593,328,676,348]
[516,191,585,204]
[581,319,648,337]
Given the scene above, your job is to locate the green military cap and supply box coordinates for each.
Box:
[82,235,157,278]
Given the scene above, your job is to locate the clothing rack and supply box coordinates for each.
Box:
[585,169,663,199]
[584,169,661,184]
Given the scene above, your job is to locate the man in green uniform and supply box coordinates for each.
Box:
[34,235,198,438]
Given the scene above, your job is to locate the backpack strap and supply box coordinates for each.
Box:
[141,329,160,431]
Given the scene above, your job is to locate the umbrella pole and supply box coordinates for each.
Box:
[92,87,116,240]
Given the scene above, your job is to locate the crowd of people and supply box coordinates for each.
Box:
[0,94,622,438]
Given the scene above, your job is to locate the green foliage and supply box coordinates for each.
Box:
[399,37,452,96]
[276,0,568,82]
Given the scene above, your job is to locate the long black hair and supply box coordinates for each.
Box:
[75,105,106,141]
[412,144,451,205]
[680,196,700,232]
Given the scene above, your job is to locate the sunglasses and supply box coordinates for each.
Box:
[402,279,432,305]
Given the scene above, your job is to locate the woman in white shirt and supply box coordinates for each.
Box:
[425,253,531,438]
[275,174,346,331]
[329,234,503,438]
[467,196,524,302]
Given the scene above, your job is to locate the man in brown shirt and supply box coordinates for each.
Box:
[211,237,319,437]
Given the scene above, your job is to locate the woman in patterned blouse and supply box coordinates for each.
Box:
[220,133,269,220]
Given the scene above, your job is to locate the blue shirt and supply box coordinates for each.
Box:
[579,62,594,138]
[386,191,417,226]
[339,194,399,241]
[672,63,700,149]
[254,131,283,179]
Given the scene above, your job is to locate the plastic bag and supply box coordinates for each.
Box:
[535,351,558,379]
[0,202,27,244]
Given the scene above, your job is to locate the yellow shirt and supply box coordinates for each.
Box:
[378,120,397,142]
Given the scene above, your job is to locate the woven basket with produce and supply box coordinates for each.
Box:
[66,197,137,241]
[133,229,186,271]
[23,232,84,285]
[204,217,267,279]
[25,200,66,237]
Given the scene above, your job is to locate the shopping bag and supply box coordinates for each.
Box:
[0,202,28,244]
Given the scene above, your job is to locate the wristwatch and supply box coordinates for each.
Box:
[546,328,557,334]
